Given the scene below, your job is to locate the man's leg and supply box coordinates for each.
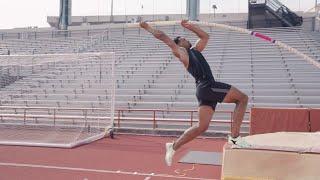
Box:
[222,86,248,138]
[173,105,214,150]
[165,105,214,166]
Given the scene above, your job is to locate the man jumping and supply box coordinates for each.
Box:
[140,20,250,166]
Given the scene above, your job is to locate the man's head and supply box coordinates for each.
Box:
[174,36,192,49]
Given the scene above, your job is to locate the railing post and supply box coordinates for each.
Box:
[23,109,26,125]
[0,106,3,122]
[117,110,121,128]
[190,111,193,126]
[153,110,156,129]
[84,109,88,127]
[230,112,234,132]
[53,109,56,125]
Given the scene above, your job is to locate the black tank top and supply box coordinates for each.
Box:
[187,48,215,84]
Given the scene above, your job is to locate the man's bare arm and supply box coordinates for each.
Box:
[140,22,189,67]
[181,20,209,52]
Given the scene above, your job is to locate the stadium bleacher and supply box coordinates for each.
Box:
[0,23,319,134]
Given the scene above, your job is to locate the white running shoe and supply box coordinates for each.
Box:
[228,135,252,148]
[165,142,175,166]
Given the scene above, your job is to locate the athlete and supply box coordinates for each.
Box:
[140,20,251,166]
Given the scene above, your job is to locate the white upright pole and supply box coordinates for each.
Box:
[110,0,114,23]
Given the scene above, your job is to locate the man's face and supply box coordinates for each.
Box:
[177,37,192,49]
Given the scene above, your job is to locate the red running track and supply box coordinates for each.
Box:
[0,134,226,180]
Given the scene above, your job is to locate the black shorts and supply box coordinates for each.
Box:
[196,81,231,110]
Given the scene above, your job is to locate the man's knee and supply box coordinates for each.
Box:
[242,94,249,103]
[236,93,248,105]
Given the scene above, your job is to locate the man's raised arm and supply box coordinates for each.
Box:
[140,21,189,68]
[181,20,209,52]
[139,22,181,58]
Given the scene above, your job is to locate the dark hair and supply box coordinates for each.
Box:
[173,36,181,44]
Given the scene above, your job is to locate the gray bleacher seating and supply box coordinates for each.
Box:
[0,24,319,134]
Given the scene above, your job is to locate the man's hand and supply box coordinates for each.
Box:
[140,21,161,38]
[181,20,209,52]
[139,21,149,29]
[181,20,192,29]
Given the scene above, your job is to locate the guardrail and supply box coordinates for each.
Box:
[0,106,250,132]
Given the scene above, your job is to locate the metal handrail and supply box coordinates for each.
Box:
[115,108,250,130]
[0,28,109,41]
[0,106,250,132]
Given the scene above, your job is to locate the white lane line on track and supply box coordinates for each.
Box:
[0,162,217,180]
